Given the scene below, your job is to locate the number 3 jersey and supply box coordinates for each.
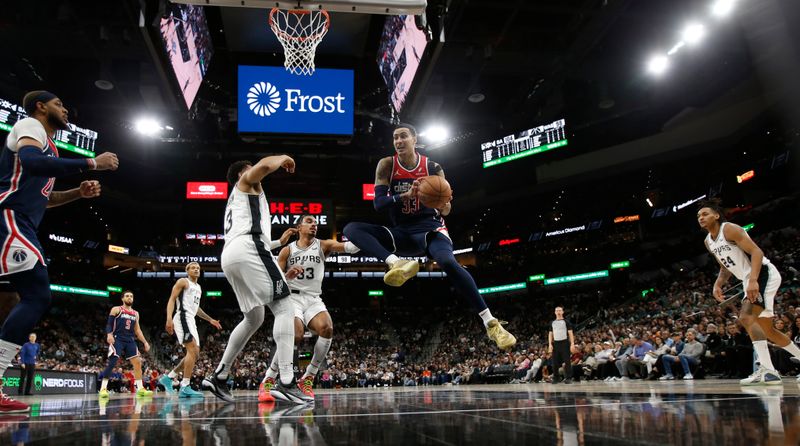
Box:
[705,222,771,281]
[287,239,325,296]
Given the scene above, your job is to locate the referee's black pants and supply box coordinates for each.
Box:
[552,340,572,381]
[19,364,35,395]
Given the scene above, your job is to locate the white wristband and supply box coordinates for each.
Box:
[269,240,282,250]
[88,158,97,170]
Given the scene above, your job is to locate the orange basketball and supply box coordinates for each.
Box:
[417,176,452,209]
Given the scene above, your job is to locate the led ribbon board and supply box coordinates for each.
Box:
[50,284,109,297]
[0,98,98,157]
[544,270,609,286]
[478,282,527,295]
[481,119,567,168]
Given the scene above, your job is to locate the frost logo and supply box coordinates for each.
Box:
[247,82,281,117]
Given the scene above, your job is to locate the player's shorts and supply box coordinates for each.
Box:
[0,209,45,276]
[290,290,328,326]
[109,338,139,360]
[221,236,290,314]
[172,314,200,347]
[383,218,452,257]
[743,262,781,318]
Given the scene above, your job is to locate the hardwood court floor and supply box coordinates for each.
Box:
[1,379,799,445]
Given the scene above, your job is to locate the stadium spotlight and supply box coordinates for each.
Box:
[711,0,736,18]
[646,198,654,208]
[134,118,162,137]
[647,55,669,76]
[682,23,706,45]
[420,125,450,143]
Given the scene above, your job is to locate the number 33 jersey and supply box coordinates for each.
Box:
[287,239,325,296]
[705,222,771,281]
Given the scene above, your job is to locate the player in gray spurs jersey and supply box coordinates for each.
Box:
[698,200,800,385]
[260,215,360,403]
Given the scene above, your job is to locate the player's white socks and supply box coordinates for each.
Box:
[215,307,265,380]
[781,341,800,360]
[0,340,21,388]
[168,370,179,379]
[101,379,109,391]
[273,312,296,386]
[305,337,332,378]
[180,378,190,388]
[264,354,280,382]
[135,379,144,390]
[478,309,495,327]
[385,254,400,266]
[753,340,777,371]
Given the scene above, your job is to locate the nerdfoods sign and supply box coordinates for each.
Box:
[238,65,353,135]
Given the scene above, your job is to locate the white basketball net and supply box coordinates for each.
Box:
[269,8,330,76]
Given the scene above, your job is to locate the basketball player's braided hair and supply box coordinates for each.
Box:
[697,198,726,222]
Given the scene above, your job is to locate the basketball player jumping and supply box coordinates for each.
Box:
[202,155,312,404]
[698,200,800,385]
[343,124,516,350]
[159,262,222,398]
[99,291,153,398]
[0,90,118,413]
[258,215,360,402]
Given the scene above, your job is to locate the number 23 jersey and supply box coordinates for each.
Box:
[287,239,325,296]
[705,222,771,281]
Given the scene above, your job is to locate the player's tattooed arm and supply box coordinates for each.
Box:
[374,157,392,186]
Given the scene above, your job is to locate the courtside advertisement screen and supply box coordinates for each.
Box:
[186,182,228,200]
[237,66,354,135]
[481,119,568,168]
[377,15,429,113]
[158,4,214,109]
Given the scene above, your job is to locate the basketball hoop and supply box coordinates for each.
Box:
[269,8,330,76]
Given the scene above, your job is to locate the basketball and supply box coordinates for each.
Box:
[418,176,452,209]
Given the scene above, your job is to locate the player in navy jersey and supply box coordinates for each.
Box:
[0,90,118,413]
[343,124,516,351]
[98,291,153,398]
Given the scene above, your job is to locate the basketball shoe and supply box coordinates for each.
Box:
[383,259,419,287]
[486,319,517,350]
[98,389,110,399]
[740,366,782,386]
[136,387,154,397]
[158,375,175,394]
[270,379,314,404]
[0,392,29,413]
[259,378,276,403]
[202,375,234,403]
[298,375,315,399]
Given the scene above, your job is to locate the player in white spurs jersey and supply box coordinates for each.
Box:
[202,155,312,404]
[698,200,800,385]
[161,262,222,398]
[259,215,360,402]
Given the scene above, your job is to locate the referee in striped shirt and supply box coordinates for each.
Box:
[548,306,575,384]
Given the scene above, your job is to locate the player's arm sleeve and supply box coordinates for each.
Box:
[105,315,116,334]
[18,146,92,177]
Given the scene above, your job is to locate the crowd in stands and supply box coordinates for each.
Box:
[8,207,800,392]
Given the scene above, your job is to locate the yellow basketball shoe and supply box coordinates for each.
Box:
[487,319,517,351]
[98,389,110,399]
[383,259,419,287]
[136,387,154,397]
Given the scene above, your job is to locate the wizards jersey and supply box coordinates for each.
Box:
[388,154,443,226]
[111,306,139,340]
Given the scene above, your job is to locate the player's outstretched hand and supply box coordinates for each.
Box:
[94,152,119,171]
[285,265,304,280]
[165,319,174,335]
[210,319,222,330]
[281,155,295,173]
[712,285,724,303]
[79,180,101,198]
[279,228,298,245]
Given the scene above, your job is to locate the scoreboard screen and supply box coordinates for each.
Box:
[481,118,567,168]
[0,98,98,158]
